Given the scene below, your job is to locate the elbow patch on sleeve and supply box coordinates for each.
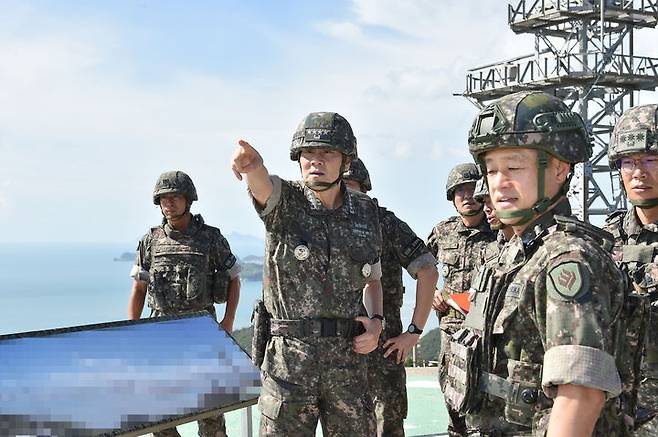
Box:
[542,345,621,399]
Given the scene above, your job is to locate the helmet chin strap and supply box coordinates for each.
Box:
[491,222,506,231]
[459,203,484,217]
[495,150,565,227]
[160,202,192,224]
[630,198,658,208]
[305,176,342,192]
[302,156,347,192]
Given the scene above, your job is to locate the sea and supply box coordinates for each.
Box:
[0,242,446,436]
[0,242,439,336]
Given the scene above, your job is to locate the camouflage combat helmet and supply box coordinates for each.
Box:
[153,171,198,205]
[467,91,591,225]
[608,104,658,167]
[290,112,357,161]
[446,163,481,201]
[342,157,372,192]
[609,104,658,208]
[468,91,591,163]
[472,177,489,203]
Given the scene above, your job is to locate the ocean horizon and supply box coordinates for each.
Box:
[0,241,438,337]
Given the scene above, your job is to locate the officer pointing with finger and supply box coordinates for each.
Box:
[232,112,384,436]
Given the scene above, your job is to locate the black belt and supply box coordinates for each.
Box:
[270,318,365,338]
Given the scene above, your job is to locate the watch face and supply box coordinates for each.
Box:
[408,323,417,334]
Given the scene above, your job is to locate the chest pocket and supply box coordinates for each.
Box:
[150,251,210,310]
[492,282,523,335]
[622,244,656,264]
[349,242,377,283]
[440,241,460,262]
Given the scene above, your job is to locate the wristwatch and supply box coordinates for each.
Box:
[370,314,385,331]
[407,323,423,335]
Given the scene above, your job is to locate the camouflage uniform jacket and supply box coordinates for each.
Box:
[464,199,625,435]
[133,214,240,314]
[377,201,436,336]
[475,230,508,274]
[254,176,383,386]
[427,216,495,319]
[604,208,658,430]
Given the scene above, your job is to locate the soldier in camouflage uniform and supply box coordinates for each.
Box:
[442,91,627,436]
[231,112,385,436]
[343,157,439,437]
[472,178,514,269]
[427,163,495,437]
[604,104,658,436]
[128,170,241,437]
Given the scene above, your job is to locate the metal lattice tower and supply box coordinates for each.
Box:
[463,0,658,222]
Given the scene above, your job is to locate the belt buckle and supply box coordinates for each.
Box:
[321,318,337,336]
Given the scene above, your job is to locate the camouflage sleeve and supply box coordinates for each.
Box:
[250,175,283,219]
[426,227,440,258]
[382,209,436,279]
[539,251,622,399]
[212,231,241,279]
[129,233,151,282]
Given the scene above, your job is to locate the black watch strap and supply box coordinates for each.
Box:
[370,314,384,321]
[407,323,423,335]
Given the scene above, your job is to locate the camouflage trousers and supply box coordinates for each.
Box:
[258,335,376,437]
[150,307,227,437]
[152,414,227,437]
[438,315,467,437]
[367,315,407,437]
[635,378,658,437]
[258,371,375,436]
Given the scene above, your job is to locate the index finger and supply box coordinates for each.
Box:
[238,139,254,150]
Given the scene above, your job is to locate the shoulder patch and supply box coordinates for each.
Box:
[547,261,590,302]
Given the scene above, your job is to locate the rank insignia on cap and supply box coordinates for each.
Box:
[547,261,590,302]
[362,263,372,278]
[294,245,310,261]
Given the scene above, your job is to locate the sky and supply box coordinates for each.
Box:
[1,0,657,243]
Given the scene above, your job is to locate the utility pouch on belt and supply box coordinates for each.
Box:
[251,299,270,368]
[210,270,230,304]
[444,327,483,413]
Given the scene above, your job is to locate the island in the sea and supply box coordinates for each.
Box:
[113,252,134,262]
[113,252,264,282]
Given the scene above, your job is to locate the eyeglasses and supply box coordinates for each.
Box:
[618,157,658,174]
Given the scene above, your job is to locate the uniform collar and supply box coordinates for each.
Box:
[517,197,571,250]
[455,216,490,235]
[302,182,354,218]
[625,207,658,238]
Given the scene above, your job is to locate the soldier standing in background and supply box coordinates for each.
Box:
[128,170,241,437]
[343,157,438,437]
[604,104,658,436]
[427,163,495,437]
[472,178,514,268]
[231,112,384,436]
[444,91,626,436]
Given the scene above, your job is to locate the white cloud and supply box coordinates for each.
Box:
[1,1,656,242]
